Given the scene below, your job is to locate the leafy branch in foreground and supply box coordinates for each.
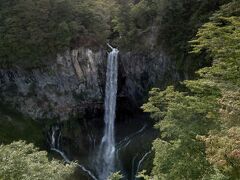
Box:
[142,1,240,179]
[0,141,75,180]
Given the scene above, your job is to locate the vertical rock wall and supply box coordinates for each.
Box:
[0,47,180,120]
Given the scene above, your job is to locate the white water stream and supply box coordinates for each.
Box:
[96,44,119,180]
[49,125,97,180]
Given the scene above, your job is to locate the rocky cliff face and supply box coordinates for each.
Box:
[119,50,180,106]
[0,47,180,121]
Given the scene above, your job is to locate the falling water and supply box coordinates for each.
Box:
[135,150,152,178]
[96,44,119,179]
[48,125,97,180]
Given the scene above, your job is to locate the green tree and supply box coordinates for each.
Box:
[0,0,113,68]
[113,0,231,76]
[142,1,240,179]
[191,1,240,178]
[0,141,75,180]
[142,83,221,179]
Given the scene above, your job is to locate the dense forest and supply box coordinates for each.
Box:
[142,1,240,179]
[0,0,239,180]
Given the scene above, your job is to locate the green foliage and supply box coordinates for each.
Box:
[200,127,240,178]
[0,141,75,180]
[142,83,221,179]
[108,171,123,180]
[191,1,240,178]
[136,170,152,180]
[112,0,233,78]
[113,0,229,50]
[142,1,240,179]
[0,0,113,68]
[191,5,240,87]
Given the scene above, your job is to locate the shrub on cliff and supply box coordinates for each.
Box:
[108,171,123,180]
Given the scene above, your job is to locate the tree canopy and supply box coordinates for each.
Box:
[0,0,113,68]
[142,1,240,179]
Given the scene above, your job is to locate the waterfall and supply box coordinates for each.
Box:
[135,151,152,178]
[48,125,97,180]
[48,125,61,149]
[96,44,119,179]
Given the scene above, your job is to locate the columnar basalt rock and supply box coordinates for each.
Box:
[0,47,179,121]
[0,48,105,121]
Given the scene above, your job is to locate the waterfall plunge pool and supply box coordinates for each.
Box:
[49,114,157,180]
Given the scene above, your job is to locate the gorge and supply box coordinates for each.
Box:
[1,1,238,180]
[0,42,177,179]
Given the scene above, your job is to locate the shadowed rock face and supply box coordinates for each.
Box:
[0,48,105,121]
[119,50,181,108]
[0,47,180,121]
